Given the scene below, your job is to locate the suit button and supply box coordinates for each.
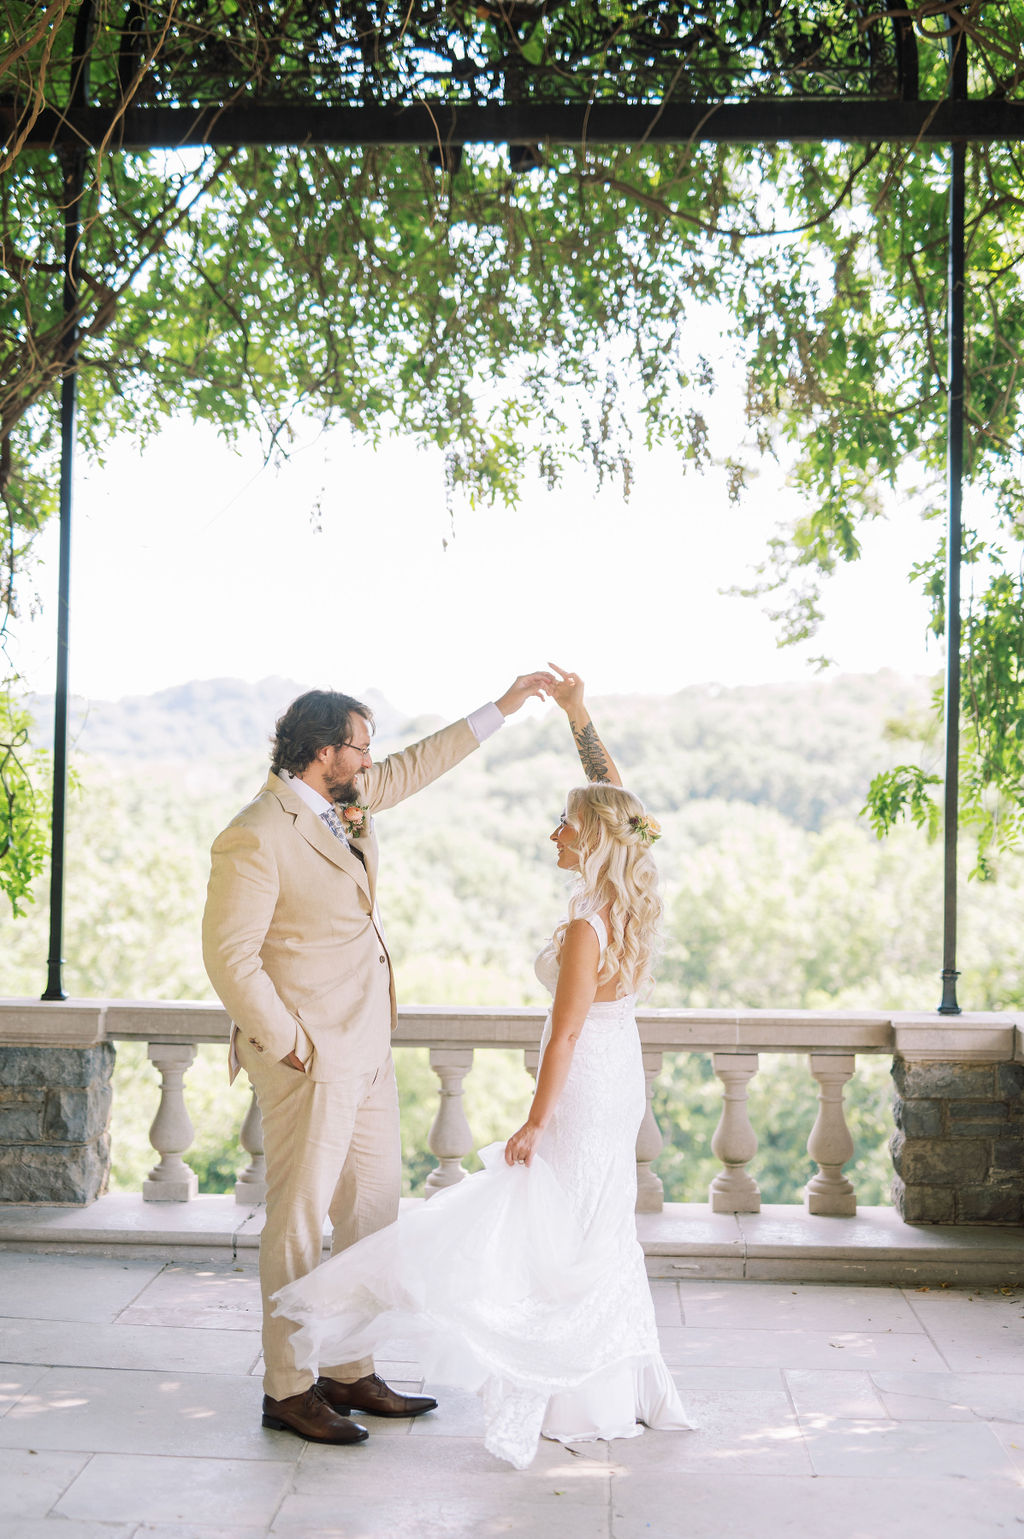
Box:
[379,955,387,964]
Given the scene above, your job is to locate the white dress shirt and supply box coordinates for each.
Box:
[281,767,340,819]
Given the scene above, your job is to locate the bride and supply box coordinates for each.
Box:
[272,665,692,1468]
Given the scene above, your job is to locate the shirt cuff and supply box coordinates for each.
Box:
[466,701,505,744]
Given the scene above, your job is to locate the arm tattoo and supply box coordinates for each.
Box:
[570,719,611,783]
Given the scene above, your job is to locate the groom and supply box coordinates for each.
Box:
[202,675,551,1444]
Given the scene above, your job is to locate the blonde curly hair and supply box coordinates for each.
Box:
[553,783,662,995]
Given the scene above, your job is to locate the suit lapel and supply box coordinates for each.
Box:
[266,773,372,900]
[348,826,378,898]
[297,809,372,896]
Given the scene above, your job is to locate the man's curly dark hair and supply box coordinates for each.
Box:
[271,690,374,776]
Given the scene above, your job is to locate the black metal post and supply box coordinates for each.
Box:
[938,22,968,1015]
[42,0,92,1000]
[42,149,85,1001]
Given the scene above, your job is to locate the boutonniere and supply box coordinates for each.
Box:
[341,802,370,839]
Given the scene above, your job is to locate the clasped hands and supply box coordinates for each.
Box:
[495,663,585,719]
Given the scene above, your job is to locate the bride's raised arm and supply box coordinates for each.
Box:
[548,663,623,787]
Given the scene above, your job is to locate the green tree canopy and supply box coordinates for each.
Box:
[3,2,1024,900]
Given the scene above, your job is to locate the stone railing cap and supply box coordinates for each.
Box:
[1,999,1020,1063]
[0,999,107,1047]
[891,1012,1021,1063]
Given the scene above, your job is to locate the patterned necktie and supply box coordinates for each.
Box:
[320,806,348,843]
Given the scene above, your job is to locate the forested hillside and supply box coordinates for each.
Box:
[7,670,1023,1208]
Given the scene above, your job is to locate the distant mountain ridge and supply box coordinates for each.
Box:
[25,671,932,824]
[27,677,413,761]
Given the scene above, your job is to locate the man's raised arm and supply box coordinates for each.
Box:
[359,672,554,814]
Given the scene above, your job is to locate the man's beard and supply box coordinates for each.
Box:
[325,775,359,805]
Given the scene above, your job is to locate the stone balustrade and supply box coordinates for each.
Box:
[0,999,1021,1222]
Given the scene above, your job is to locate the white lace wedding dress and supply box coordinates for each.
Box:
[272,913,692,1468]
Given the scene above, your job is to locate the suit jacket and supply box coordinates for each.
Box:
[202,716,478,1082]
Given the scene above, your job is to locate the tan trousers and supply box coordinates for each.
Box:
[236,1034,402,1400]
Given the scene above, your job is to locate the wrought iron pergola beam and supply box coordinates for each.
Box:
[11,97,1024,152]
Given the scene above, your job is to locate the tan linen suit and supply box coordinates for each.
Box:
[202,717,478,1397]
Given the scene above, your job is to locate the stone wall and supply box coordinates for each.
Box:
[891,1058,1024,1224]
[0,1045,115,1204]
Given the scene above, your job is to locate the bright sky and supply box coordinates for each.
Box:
[10,357,944,721]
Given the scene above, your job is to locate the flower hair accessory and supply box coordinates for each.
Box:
[629,813,661,846]
[341,803,370,839]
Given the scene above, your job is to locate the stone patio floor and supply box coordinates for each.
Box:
[1,1251,1023,1538]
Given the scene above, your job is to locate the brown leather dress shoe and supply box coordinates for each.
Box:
[317,1372,438,1419]
[262,1386,369,1443]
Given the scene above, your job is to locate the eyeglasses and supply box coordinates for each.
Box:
[339,741,373,760]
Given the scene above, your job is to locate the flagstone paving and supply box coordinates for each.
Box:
[0,1252,1022,1538]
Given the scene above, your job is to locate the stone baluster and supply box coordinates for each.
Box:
[805,1053,857,1216]
[709,1053,761,1213]
[425,1048,474,1196]
[143,1043,199,1201]
[234,1087,267,1205]
[523,1048,539,1083]
[636,1050,665,1213]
